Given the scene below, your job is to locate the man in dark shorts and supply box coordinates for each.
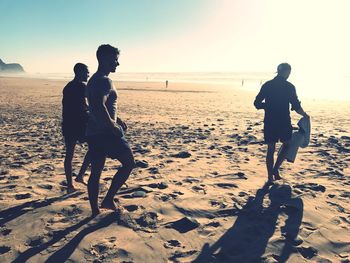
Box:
[62,63,91,193]
[254,63,309,183]
[86,44,135,216]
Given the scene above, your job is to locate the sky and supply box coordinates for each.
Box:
[1,0,350,99]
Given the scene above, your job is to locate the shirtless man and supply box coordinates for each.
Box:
[86,44,135,215]
[62,63,91,193]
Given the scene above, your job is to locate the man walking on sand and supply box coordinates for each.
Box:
[254,63,309,184]
[62,63,91,193]
[86,44,135,216]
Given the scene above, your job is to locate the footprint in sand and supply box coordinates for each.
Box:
[38,184,53,190]
[297,246,318,260]
[340,191,350,198]
[0,227,12,236]
[215,183,238,189]
[26,235,46,247]
[90,243,113,256]
[326,201,346,213]
[124,205,139,212]
[183,177,200,184]
[210,200,227,209]
[209,222,222,230]
[294,183,326,193]
[89,243,130,262]
[164,239,182,249]
[1,185,16,190]
[192,185,206,194]
[0,168,9,176]
[15,193,32,200]
[169,250,198,262]
[59,205,84,217]
[136,212,158,229]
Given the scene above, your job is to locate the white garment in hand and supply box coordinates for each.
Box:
[284,117,311,163]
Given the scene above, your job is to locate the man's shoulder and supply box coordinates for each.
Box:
[63,80,76,94]
[87,74,113,95]
[261,79,274,89]
[89,74,112,86]
[285,80,295,89]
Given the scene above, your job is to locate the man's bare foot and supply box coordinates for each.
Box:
[91,208,100,217]
[266,178,274,186]
[273,170,282,180]
[67,185,76,194]
[101,199,119,211]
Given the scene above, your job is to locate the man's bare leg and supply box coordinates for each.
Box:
[76,150,91,184]
[64,139,77,193]
[273,142,289,180]
[101,148,135,211]
[266,143,276,183]
[88,153,106,216]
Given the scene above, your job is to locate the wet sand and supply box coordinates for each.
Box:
[0,76,349,262]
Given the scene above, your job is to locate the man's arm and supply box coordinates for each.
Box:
[117,117,127,131]
[254,85,266,110]
[295,106,309,118]
[290,85,309,118]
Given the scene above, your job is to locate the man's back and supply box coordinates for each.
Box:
[62,80,88,122]
[254,76,301,125]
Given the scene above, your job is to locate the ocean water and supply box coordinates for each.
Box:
[15,71,269,86]
[2,71,349,101]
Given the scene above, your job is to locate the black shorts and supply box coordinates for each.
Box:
[264,123,292,144]
[87,134,132,159]
[62,123,87,143]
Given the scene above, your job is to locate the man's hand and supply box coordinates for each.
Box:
[117,117,128,132]
[111,125,123,137]
[303,112,310,119]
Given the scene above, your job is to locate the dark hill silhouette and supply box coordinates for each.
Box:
[0,59,25,73]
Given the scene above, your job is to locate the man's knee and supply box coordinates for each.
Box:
[124,158,136,170]
[120,155,136,171]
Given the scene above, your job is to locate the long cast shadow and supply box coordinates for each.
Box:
[45,212,118,262]
[0,191,83,225]
[193,184,303,263]
[12,215,93,263]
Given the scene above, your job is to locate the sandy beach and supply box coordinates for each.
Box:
[0,76,349,263]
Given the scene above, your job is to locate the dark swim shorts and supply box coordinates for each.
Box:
[87,133,131,159]
[264,123,292,144]
[62,121,87,143]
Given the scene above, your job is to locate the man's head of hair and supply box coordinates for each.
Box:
[73,63,89,82]
[277,63,291,79]
[96,44,120,63]
[73,63,88,75]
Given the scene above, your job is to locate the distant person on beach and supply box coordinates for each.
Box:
[166,80,169,88]
[62,63,91,193]
[86,44,135,216]
[254,63,309,183]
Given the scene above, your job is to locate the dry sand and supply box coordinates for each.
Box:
[0,76,349,263]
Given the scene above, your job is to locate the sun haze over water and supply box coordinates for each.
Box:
[1,0,350,100]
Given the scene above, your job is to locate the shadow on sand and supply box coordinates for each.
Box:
[0,191,83,226]
[193,184,303,263]
[12,212,118,263]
